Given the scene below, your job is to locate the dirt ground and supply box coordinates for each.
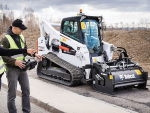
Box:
[103,29,150,73]
[0,29,150,73]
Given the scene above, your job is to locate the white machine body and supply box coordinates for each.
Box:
[38,21,114,79]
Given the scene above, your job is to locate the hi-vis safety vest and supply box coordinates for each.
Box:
[0,56,5,74]
[5,34,25,61]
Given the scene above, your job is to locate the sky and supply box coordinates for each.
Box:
[0,0,150,27]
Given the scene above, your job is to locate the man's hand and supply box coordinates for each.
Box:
[15,60,26,69]
[35,53,43,61]
[27,49,36,55]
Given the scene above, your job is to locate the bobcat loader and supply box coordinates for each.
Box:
[37,10,148,94]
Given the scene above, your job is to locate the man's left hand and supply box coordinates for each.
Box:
[35,53,43,61]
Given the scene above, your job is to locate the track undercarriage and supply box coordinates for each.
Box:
[37,53,84,86]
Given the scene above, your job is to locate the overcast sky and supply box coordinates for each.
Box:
[1,0,150,26]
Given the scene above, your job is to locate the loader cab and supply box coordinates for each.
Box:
[60,16,81,42]
[60,15,103,56]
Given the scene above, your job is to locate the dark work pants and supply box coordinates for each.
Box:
[0,73,2,91]
[6,66,30,113]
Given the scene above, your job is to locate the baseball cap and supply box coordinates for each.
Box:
[12,19,27,30]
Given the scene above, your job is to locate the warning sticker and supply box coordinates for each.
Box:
[81,22,85,29]
[135,69,142,75]
[109,75,113,79]
[94,58,97,62]
[54,67,57,69]
[62,38,66,42]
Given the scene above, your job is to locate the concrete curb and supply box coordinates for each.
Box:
[1,83,64,113]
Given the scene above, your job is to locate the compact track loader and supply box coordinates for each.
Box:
[37,10,148,94]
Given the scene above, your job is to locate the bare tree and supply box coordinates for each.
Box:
[126,23,129,30]
[144,19,149,29]
[109,24,114,31]
[0,4,3,34]
[102,21,107,31]
[0,4,14,35]
[120,22,123,30]
[132,22,134,30]
[139,19,144,29]
[147,22,150,29]
[5,4,9,10]
[23,7,39,32]
[137,23,140,29]
[115,23,118,30]
[23,7,34,31]
[49,14,53,23]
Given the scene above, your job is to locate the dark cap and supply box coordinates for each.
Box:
[12,19,27,30]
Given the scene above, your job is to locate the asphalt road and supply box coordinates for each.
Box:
[27,67,150,113]
[0,87,51,113]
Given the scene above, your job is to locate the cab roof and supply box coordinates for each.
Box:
[62,15,102,22]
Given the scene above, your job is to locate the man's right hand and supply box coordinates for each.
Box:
[15,60,26,69]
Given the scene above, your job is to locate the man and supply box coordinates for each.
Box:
[0,48,35,91]
[0,19,42,113]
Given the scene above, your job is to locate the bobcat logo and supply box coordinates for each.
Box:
[119,74,135,80]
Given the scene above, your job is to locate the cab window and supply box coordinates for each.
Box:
[81,19,100,54]
[62,21,79,42]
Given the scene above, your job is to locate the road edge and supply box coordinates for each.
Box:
[1,83,64,113]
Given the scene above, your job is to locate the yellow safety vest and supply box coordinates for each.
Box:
[0,56,5,74]
[5,34,25,61]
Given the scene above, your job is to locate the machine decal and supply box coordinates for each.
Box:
[62,38,66,42]
[94,58,97,62]
[109,75,113,79]
[119,74,136,80]
[81,22,85,29]
[84,51,88,54]
[101,73,107,76]
[119,74,124,80]
[135,70,142,75]
[38,46,45,50]
[60,35,70,40]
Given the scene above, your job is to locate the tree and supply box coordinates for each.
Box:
[120,22,123,30]
[137,23,140,29]
[115,23,118,30]
[0,4,14,34]
[132,22,134,30]
[139,19,144,29]
[126,23,129,30]
[102,21,107,31]
[144,19,149,29]
[109,24,114,31]
[23,7,39,32]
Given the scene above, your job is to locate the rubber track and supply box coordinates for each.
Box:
[43,53,84,86]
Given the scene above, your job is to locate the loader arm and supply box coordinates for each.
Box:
[38,20,91,68]
[37,20,91,86]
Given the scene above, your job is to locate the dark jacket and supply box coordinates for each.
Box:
[0,47,27,56]
[0,26,29,67]
[0,47,27,76]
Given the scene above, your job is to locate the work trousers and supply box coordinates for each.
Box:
[0,74,2,91]
[6,66,30,113]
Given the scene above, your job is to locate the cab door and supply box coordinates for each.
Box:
[61,20,80,42]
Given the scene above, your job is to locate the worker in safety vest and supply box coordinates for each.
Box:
[0,47,35,91]
[0,19,42,113]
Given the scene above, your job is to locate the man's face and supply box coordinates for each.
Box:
[13,27,23,35]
